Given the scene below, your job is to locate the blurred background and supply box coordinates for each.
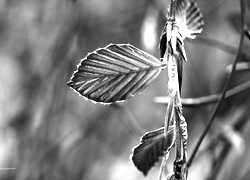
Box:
[0,0,250,179]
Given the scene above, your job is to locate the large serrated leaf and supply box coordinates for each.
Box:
[67,44,165,104]
[131,127,175,176]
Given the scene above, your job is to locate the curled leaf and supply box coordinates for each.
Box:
[67,44,165,104]
[159,29,184,91]
[159,23,187,60]
[131,127,175,176]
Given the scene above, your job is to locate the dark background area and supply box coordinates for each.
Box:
[0,0,250,179]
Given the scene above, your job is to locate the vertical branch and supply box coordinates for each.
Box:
[187,0,247,169]
[169,0,176,20]
[175,112,183,162]
[174,107,188,180]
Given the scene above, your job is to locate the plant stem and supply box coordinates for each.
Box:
[169,0,176,20]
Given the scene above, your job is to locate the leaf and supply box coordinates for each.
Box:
[176,0,204,39]
[131,127,175,176]
[159,27,187,60]
[159,39,184,91]
[67,44,165,104]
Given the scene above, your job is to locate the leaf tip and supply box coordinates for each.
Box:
[130,146,149,176]
[66,81,74,88]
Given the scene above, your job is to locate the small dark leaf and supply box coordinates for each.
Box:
[67,44,165,104]
[131,127,175,176]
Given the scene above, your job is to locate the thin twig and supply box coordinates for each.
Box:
[187,0,247,169]
[154,80,250,107]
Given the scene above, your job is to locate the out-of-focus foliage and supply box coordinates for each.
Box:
[0,0,250,180]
